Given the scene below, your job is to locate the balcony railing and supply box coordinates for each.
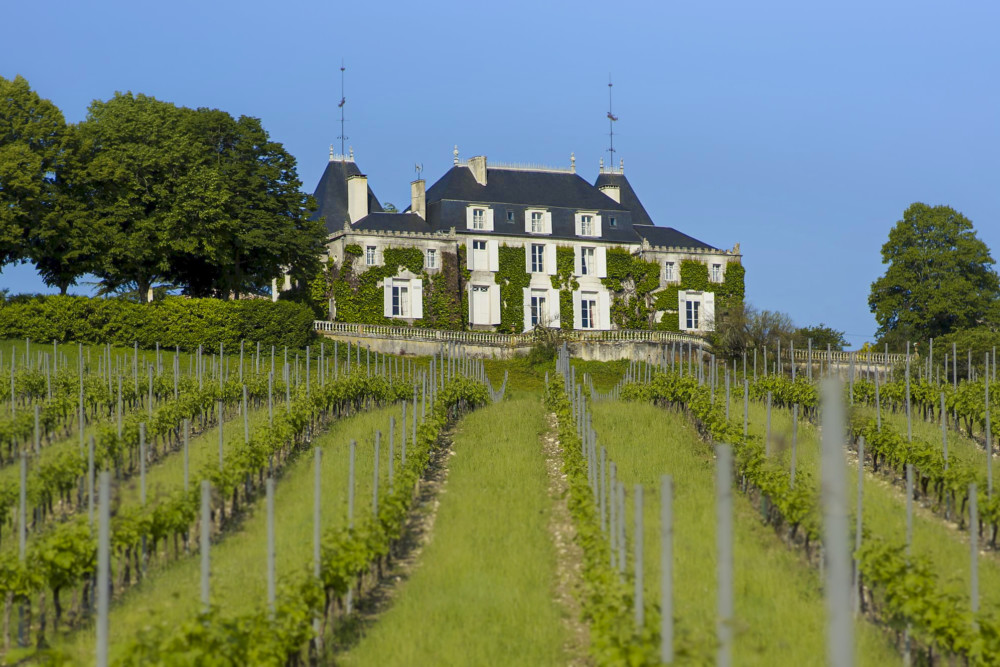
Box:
[313,321,706,347]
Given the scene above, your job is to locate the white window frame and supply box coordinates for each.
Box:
[686,300,700,330]
[580,247,595,276]
[531,244,545,273]
[711,263,723,282]
[581,293,598,329]
[530,290,547,327]
[664,261,676,282]
[524,208,551,235]
[365,245,377,266]
[426,248,437,269]
[575,211,602,237]
[465,204,494,231]
[392,283,410,317]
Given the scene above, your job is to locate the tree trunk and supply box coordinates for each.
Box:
[36,589,45,649]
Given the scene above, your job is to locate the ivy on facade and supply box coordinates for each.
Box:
[494,244,531,333]
[550,246,579,330]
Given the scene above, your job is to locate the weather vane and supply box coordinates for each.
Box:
[415,163,423,180]
[607,74,618,165]
[337,61,348,157]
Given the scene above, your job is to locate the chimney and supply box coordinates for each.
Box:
[468,155,487,186]
[411,179,426,219]
[600,184,621,204]
[347,174,368,223]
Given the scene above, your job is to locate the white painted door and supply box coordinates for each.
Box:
[472,285,490,324]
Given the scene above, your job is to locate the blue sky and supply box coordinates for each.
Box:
[3,0,998,345]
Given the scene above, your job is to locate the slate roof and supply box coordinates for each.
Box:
[351,212,436,234]
[426,166,627,211]
[594,172,655,227]
[633,224,716,250]
[309,160,383,233]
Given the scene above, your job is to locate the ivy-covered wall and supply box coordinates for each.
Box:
[494,245,531,333]
[550,246,579,330]
[315,243,465,329]
[653,259,745,331]
[600,248,660,329]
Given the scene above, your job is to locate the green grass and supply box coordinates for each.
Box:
[50,403,408,663]
[341,398,568,667]
[592,401,898,666]
[741,398,1000,611]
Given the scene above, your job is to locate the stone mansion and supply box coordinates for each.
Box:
[310,148,741,333]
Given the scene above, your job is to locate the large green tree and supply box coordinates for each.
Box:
[166,108,323,297]
[77,93,322,300]
[0,75,66,268]
[869,203,1000,349]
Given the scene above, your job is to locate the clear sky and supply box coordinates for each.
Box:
[3,0,998,345]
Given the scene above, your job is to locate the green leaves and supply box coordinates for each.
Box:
[869,203,1000,349]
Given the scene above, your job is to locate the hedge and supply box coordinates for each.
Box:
[0,295,316,350]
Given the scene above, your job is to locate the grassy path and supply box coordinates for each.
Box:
[53,403,405,663]
[341,398,568,666]
[592,401,898,665]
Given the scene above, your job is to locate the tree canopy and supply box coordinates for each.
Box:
[869,203,1000,350]
[0,77,325,299]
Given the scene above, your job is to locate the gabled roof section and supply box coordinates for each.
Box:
[594,172,654,227]
[310,159,383,233]
[633,225,717,251]
[425,166,627,211]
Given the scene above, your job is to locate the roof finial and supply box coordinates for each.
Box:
[453,145,459,166]
[349,146,354,161]
[570,152,576,174]
[620,158,624,173]
[599,157,604,173]
[329,144,334,161]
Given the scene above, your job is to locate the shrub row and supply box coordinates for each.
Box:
[0,295,316,350]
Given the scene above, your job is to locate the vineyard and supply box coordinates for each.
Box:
[0,337,994,665]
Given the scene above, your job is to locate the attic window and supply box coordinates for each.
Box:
[609,217,617,228]
[506,209,514,222]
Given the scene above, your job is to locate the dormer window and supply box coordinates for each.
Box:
[506,209,514,222]
[466,205,494,231]
[575,211,601,237]
[524,209,551,234]
[609,217,617,228]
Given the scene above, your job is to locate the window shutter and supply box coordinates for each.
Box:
[545,244,557,275]
[678,291,688,331]
[486,208,494,231]
[703,292,715,331]
[548,288,561,327]
[466,239,474,271]
[572,290,582,329]
[490,285,501,324]
[544,211,552,234]
[594,215,603,237]
[487,240,499,272]
[524,244,532,273]
[466,206,474,230]
[383,281,393,317]
[411,279,423,319]
[522,287,532,332]
[598,290,611,330]
[596,246,607,278]
[524,210,532,234]
[467,285,474,324]
[573,246,582,276]
[574,214,582,237]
